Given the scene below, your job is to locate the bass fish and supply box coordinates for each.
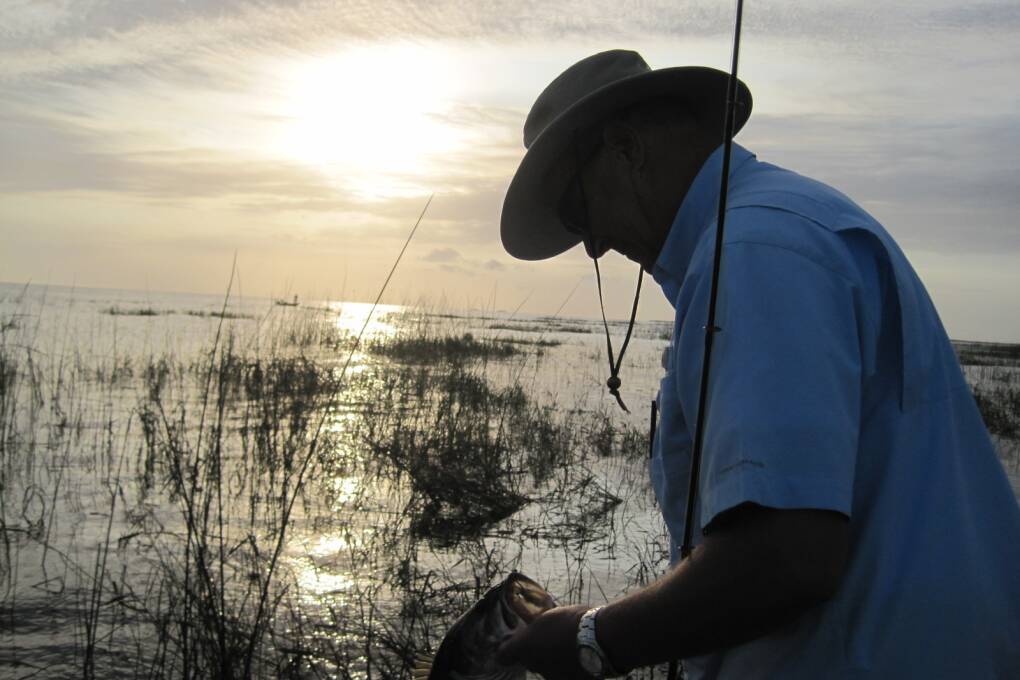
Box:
[414,572,556,680]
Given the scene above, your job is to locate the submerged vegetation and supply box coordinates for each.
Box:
[955,341,1020,441]
[955,340,1020,367]
[0,293,1014,679]
[0,299,654,679]
[370,332,520,363]
[103,306,255,320]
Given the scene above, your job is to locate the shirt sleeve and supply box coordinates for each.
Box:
[674,236,863,530]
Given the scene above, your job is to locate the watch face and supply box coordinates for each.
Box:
[578,645,603,676]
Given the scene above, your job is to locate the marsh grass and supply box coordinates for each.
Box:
[957,342,1020,445]
[972,385,1020,439]
[104,306,165,317]
[370,332,520,364]
[4,295,1013,680]
[488,321,594,335]
[102,307,255,320]
[185,310,256,320]
[955,340,1020,367]
[0,298,666,678]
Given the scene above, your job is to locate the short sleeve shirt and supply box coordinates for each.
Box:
[649,144,1020,678]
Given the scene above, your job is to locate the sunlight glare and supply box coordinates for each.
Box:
[330,301,401,340]
[294,557,355,597]
[280,44,466,197]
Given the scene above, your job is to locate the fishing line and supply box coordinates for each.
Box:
[493,274,587,449]
[337,193,434,380]
[241,195,434,672]
[507,289,533,320]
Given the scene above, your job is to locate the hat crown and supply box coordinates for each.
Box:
[523,50,651,148]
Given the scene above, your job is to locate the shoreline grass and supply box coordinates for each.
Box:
[0,300,1015,679]
[103,306,255,320]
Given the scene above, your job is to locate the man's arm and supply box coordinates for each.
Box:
[498,502,848,677]
[599,502,849,669]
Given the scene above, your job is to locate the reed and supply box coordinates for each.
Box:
[1,293,1016,679]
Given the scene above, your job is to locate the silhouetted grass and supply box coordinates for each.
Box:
[103,305,164,316]
[973,388,1019,439]
[955,340,1020,367]
[504,337,563,348]
[185,309,255,320]
[370,331,520,363]
[6,299,1013,680]
[489,321,594,334]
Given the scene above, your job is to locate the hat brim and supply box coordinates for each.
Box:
[501,66,752,261]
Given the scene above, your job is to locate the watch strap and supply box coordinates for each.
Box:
[577,606,622,678]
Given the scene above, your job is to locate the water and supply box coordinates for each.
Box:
[1,281,1016,679]
[0,282,673,678]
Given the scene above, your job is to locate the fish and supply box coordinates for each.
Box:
[413,571,557,680]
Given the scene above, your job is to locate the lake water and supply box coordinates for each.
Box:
[0,281,1016,679]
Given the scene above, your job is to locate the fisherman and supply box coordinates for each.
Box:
[495,49,1020,679]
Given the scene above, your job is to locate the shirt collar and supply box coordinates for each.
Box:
[652,143,756,306]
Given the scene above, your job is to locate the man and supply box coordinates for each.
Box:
[496,50,1020,679]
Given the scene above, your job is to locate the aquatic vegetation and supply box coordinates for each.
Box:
[102,306,256,320]
[0,295,1015,679]
[184,309,256,320]
[955,340,1020,367]
[371,332,521,363]
[488,321,594,335]
[104,305,165,316]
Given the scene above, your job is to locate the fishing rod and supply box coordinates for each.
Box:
[665,6,746,680]
[679,0,746,559]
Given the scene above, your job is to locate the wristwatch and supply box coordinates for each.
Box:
[577,606,622,678]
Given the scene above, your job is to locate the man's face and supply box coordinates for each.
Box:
[558,135,663,272]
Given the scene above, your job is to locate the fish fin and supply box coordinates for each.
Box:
[412,653,434,680]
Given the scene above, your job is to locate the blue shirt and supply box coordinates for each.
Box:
[650,144,1020,679]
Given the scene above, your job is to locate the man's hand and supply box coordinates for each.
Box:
[497,604,590,680]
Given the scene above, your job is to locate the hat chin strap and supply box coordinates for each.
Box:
[592,256,643,412]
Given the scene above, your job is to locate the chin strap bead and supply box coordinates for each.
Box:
[593,258,643,413]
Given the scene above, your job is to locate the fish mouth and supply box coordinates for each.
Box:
[502,573,556,625]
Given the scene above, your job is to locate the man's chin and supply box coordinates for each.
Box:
[621,251,655,273]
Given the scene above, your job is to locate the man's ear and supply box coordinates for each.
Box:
[601,120,645,172]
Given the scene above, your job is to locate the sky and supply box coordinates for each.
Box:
[1,0,1018,341]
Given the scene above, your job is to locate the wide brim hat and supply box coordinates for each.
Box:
[501,49,752,261]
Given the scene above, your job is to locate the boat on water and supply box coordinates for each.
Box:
[275,295,299,307]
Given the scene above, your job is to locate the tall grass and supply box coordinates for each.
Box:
[0,295,662,678]
[3,295,1012,679]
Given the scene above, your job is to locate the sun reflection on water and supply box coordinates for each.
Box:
[328,301,401,341]
[294,557,355,598]
[291,532,365,602]
[327,476,361,510]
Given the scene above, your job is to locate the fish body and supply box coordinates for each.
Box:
[415,572,556,680]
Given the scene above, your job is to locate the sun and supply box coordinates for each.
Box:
[277,43,466,198]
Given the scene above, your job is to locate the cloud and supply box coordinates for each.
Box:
[5,1,1011,84]
[0,111,334,198]
[743,112,1020,254]
[439,262,470,274]
[1,1,1017,341]
[926,2,1020,30]
[423,247,461,263]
